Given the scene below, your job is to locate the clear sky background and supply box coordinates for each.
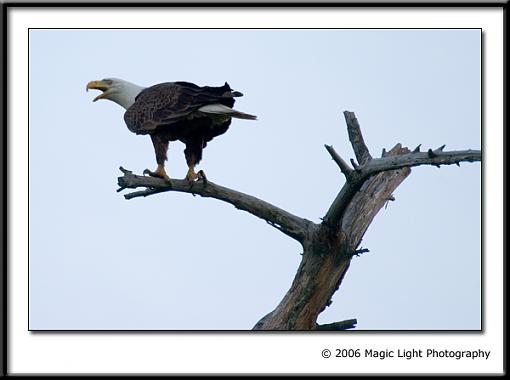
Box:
[28,29,481,330]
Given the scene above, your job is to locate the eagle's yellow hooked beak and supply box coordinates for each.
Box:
[86,80,111,102]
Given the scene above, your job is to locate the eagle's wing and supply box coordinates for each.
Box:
[124,82,240,135]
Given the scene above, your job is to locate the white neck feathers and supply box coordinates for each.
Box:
[109,81,145,110]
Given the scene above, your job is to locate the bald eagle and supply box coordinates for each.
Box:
[86,78,257,184]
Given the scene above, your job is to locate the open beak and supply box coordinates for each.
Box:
[86,80,111,102]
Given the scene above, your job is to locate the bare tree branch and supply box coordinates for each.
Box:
[117,168,314,243]
[324,144,353,179]
[316,319,358,330]
[344,111,372,165]
[363,148,480,175]
[322,174,363,228]
[323,146,480,228]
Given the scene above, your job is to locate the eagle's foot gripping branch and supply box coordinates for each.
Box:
[184,167,199,182]
[185,169,208,192]
[185,167,208,183]
[143,165,172,186]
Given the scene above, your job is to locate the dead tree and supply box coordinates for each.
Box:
[117,111,481,330]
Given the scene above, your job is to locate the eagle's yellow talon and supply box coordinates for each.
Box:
[145,165,172,185]
[185,166,199,182]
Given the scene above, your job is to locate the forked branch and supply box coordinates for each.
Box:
[322,112,481,229]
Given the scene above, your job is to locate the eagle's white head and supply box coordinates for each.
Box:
[86,78,145,110]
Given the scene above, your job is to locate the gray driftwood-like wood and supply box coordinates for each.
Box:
[117,111,481,330]
[118,167,313,242]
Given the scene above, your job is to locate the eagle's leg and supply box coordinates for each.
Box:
[184,140,204,182]
[143,135,172,185]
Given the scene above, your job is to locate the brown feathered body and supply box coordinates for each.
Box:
[123,81,253,170]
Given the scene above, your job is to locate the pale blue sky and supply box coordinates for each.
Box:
[29,29,481,330]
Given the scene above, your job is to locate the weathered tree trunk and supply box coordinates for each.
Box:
[253,226,351,330]
[253,144,411,330]
[117,111,481,331]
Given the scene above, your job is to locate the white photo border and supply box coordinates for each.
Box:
[7,5,504,375]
